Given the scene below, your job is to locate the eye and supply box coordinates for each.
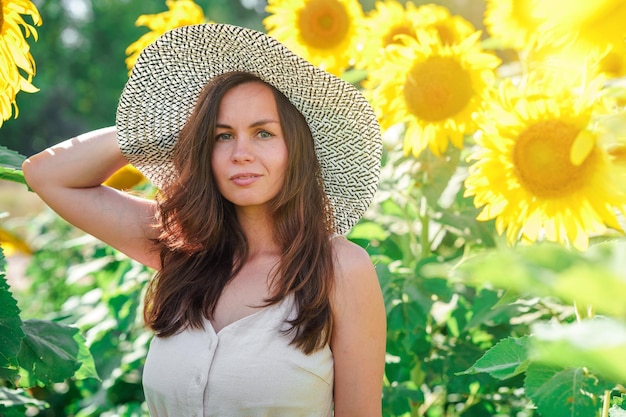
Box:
[215,132,233,141]
[257,130,274,139]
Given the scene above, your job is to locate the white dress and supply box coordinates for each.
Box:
[142,295,334,417]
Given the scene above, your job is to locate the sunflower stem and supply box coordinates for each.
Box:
[601,389,610,417]
[574,301,595,323]
[420,195,431,258]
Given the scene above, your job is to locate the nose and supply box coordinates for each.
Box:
[231,137,254,163]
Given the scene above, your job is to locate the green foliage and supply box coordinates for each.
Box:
[454,242,626,319]
[0,146,26,186]
[1,243,100,415]
[5,212,153,416]
[459,336,532,380]
[452,239,626,416]
[17,319,98,388]
[525,365,604,417]
[0,251,25,377]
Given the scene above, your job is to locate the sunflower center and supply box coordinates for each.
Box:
[297,0,350,49]
[513,120,596,198]
[382,24,414,47]
[403,56,472,122]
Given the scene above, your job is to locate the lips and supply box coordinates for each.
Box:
[230,172,261,186]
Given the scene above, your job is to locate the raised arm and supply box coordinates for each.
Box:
[331,237,386,417]
[22,126,161,269]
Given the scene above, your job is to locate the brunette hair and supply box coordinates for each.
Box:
[143,71,335,354]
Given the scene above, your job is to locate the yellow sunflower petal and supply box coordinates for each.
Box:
[103,164,147,190]
[0,0,41,126]
[484,0,544,50]
[356,1,474,71]
[264,0,365,75]
[125,0,205,73]
[0,227,32,255]
[465,75,626,249]
[369,28,500,157]
[570,128,596,166]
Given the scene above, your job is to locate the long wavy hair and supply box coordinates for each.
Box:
[143,71,335,354]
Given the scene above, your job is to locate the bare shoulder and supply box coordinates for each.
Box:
[330,236,380,302]
[331,236,375,273]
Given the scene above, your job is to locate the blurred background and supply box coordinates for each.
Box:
[0,0,485,157]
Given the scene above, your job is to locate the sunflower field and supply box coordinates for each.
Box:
[2,0,626,416]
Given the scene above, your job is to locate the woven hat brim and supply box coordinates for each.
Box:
[116,23,382,234]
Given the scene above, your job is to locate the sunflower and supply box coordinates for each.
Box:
[486,0,626,77]
[368,30,500,157]
[528,0,626,77]
[0,0,41,126]
[125,0,205,72]
[484,0,543,50]
[0,226,31,255]
[357,1,475,71]
[464,76,626,250]
[484,0,543,49]
[103,164,147,190]
[264,0,365,75]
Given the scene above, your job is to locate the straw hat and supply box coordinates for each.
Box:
[116,23,382,234]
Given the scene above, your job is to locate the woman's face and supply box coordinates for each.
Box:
[211,81,288,212]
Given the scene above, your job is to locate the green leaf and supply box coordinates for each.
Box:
[0,147,27,186]
[387,301,429,334]
[0,146,26,169]
[73,329,100,381]
[525,365,599,417]
[16,319,83,387]
[383,381,424,417]
[552,242,626,318]
[0,249,25,370]
[0,366,19,383]
[524,363,560,400]
[452,246,555,295]
[463,288,502,331]
[459,336,532,380]
[0,167,26,185]
[379,197,406,218]
[532,320,626,385]
[452,241,626,320]
[340,68,367,85]
[0,404,27,417]
[348,220,389,242]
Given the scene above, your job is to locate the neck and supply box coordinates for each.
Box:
[235,206,280,257]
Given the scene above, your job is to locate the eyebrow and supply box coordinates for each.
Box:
[216,119,280,129]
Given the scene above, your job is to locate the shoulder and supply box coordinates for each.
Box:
[331,236,374,275]
[330,236,380,306]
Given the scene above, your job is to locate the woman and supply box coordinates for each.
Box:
[23,24,385,416]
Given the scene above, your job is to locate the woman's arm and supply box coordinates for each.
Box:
[22,126,161,269]
[331,237,386,417]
